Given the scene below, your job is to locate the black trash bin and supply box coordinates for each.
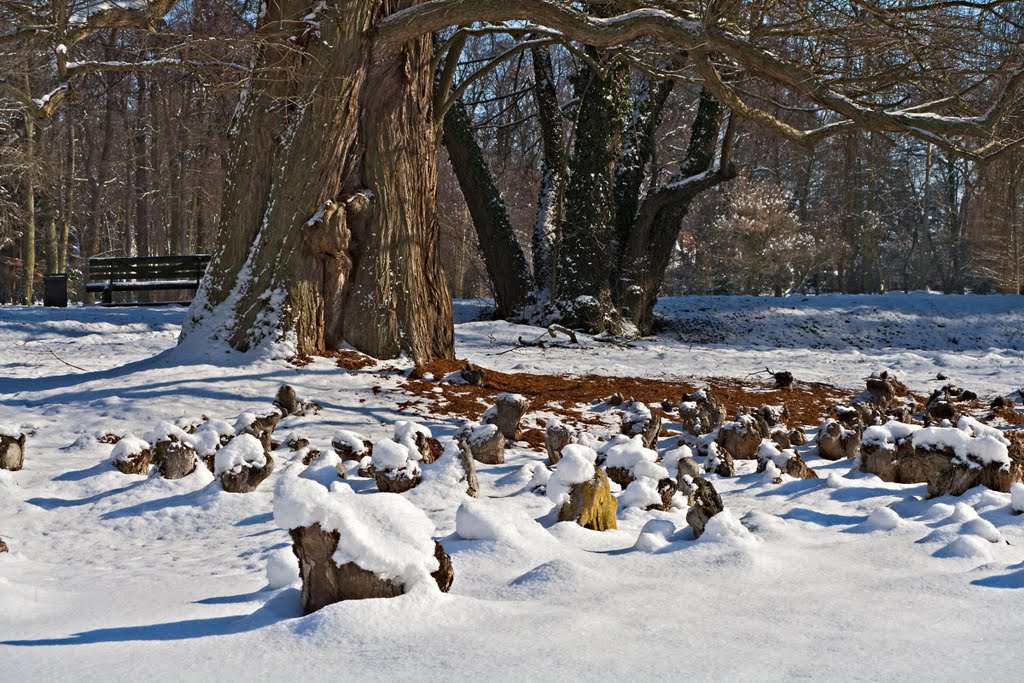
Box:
[43,273,68,307]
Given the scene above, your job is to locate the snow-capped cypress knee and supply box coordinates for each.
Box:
[276,476,453,613]
[0,427,26,472]
[482,392,531,442]
[216,434,274,493]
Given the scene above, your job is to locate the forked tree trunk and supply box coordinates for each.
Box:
[182,0,453,364]
[616,91,729,333]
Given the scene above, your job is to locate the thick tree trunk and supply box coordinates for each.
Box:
[557,47,630,330]
[183,0,453,364]
[442,99,533,318]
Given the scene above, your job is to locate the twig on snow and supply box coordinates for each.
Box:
[44,347,88,372]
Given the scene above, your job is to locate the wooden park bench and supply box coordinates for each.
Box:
[86,254,211,305]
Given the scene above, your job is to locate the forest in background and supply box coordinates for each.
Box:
[1,1,1022,313]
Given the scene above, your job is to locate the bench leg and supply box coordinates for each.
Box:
[102,287,113,305]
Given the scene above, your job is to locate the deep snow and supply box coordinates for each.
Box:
[1,294,1024,682]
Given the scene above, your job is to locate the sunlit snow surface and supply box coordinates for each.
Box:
[1,294,1024,682]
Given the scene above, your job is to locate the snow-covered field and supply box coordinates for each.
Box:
[457,293,1024,396]
[2,294,1024,682]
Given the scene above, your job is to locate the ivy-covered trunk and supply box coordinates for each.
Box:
[556,47,631,329]
[182,0,453,364]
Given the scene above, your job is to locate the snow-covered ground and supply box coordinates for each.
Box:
[2,295,1024,682]
[456,292,1024,396]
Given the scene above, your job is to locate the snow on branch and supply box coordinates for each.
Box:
[65,0,181,47]
[64,56,184,76]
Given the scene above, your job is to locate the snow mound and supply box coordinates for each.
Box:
[603,435,667,480]
[1011,483,1024,514]
[825,473,851,489]
[920,502,956,523]
[266,548,299,589]
[273,475,439,591]
[700,510,756,545]
[760,459,783,484]
[526,462,551,490]
[373,439,414,471]
[959,517,1002,544]
[455,498,549,545]
[300,451,345,488]
[933,535,994,562]
[62,434,96,451]
[618,477,664,510]
[860,507,903,532]
[507,559,601,597]
[633,518,677,552]
[192,419,235,456]
[945,502,980,524]
[109,434,150,464]
[394,420,430,460]
[214,434,267,475]
[407,442,471,510]
[740,511,790,538]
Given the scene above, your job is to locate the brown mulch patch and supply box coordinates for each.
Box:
[401,358,852,444]
[287,350,377,370]
[336,350,377,371]
[986,405,1024,427]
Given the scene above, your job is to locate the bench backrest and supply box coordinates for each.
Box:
[88,255,211,283]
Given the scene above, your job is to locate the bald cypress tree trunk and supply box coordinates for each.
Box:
[182,0,453,364]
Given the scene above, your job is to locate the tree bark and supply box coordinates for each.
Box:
[530,45,565,297]
[57,129,75,274]
[557,46,630,329]
[442,99,533,318]
[21,111,36,304]
[617,90,731,333]
[612,77,672,268]
[134,71,151,258]
[183,0,453,364]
